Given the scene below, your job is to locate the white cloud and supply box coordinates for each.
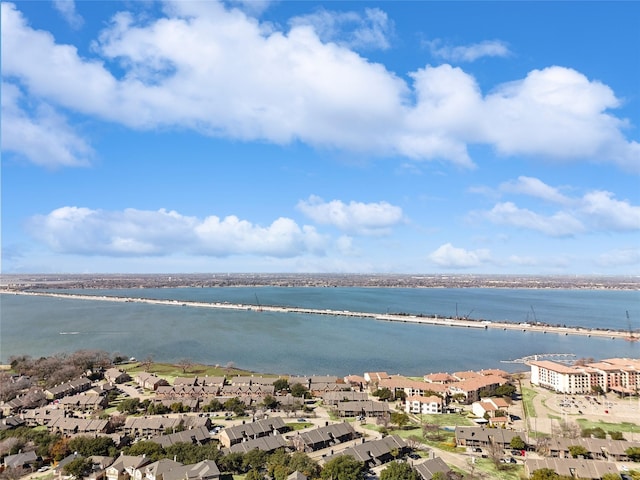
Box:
[52,0,84,29]
[427,243,491,268]
[581,191,640,231]
[227,0,273,16]
[28,207,328,258]
[499,176,571,205]
[482,202,585,237]
[297,195,404,235]
[597,247,640,267]
[1,2,638,171]
[289,7,393,51]
[475,177,640,236]
[483,67,640,172]
[426,39,511,62]
[1,82,92,168]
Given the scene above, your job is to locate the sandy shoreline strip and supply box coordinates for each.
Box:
[2,289,636,341]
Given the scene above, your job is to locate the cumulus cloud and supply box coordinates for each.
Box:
[289,7,393,51]
[296,195,404,235]
[1,2,638,171]
[27,207,328,258]
[474,177,640,236]
[482,67,640,172]
[427,243,491,268]
[1,82,92,168]
[426,39,511,62]
[483,202,585,237]
[52,0,84,29]
[581,191,640,231]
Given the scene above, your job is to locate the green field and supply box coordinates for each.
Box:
[120,361,265,383]
[520,386,538,419]
[576,418,640,434]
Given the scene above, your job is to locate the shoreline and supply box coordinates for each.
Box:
[3,289,637,342]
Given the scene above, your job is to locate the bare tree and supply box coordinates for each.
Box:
[377,412,391,429]
[176,358,193,374]
[0,466,27,480]
[486,439,504,468]
[552,419,581,439]
[535,435,551,456]
[141,355,154,372]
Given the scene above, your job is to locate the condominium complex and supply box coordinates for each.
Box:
[530,358,640,394]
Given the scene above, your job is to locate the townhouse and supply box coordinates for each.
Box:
[44,377,92,400]
[218,417,287,448]
[291,422,359,452]
[524,458,619,479]
[321,435,408,468]
[335,400,389,418]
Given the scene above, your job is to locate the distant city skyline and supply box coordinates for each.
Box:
[2,1,639,274]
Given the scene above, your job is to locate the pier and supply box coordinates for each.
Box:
[501,353,577,364]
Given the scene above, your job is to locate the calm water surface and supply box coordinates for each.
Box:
[1,288,638,376]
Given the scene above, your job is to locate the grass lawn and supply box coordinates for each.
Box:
[575,418,639,434]
[472,458,523,480]
[120,362,258,382]
[414,413,475,427]
[286,422,314,430]
[521,386,538,418]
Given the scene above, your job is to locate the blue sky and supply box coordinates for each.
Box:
[1,0,639,275]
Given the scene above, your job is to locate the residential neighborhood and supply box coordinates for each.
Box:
[1,355,639,480]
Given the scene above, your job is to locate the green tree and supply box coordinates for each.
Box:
[126,441,164,461]
[509,436,526,450]
[222,452,245,473]
[117,397,140,414]
[609,431,625,440]
[288,452,320,479]
[224,397,247,416]
[568,445,590,458]
[291,383,310,398]
[529,468,559,480]
[68,436,115,456]
[273,379,290,392]
[170,402,188,413]
[373,388,393,402]
[320,455,365,480]
[63,457,93,479]
[243,449,268,472]
[394,390,407,402]
[262,395,279,410]
[390,412,410,430]
[582,427,606,439]
[266,448,291,480]
[246,468,263,480]
[625,446,640,461]
[495,383,516,397]
[451,393,466,403]
[379,461,418,480]
[601,474,622,480]
[203,398,223,412]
